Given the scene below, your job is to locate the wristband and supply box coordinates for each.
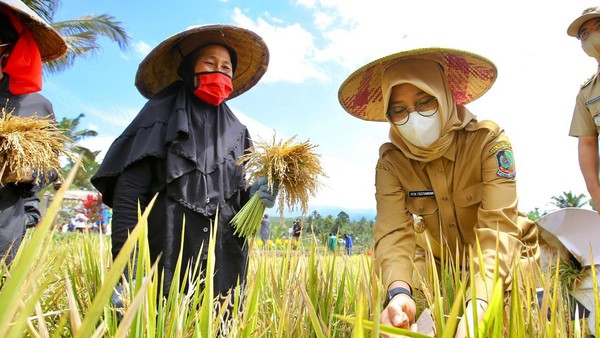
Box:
[386,287,413,307]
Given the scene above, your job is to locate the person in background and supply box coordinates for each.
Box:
[259,214,270,243]
[327,233,336,252]
[344,233,353,255]
[91,25,276,301]
[72,213,88,233]
[567,7,600,212]
[338,47,539,337]
[0,0,66,264]
[292,218,302,243]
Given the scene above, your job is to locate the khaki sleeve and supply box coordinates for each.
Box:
[373,151,416,290]
[569,90,597,137]
[468,131,525,302]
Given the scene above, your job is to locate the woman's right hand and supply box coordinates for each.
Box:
[1,169,34,184]
[380,293,417,336]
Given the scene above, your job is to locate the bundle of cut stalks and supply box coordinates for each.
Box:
[0,108,74,185]
[231,134,325,238]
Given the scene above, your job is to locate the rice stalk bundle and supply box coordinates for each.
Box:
[231,134,325,238]
[0,107,75,184]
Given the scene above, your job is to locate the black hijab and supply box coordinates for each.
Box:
[91,79,251,216]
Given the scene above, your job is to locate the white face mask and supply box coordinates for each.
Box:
[583,32,600,58]
[395,110,441,148]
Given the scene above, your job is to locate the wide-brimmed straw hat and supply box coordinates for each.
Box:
[338,47,497,122]
[567,7,600,38]
[0,0,66,61]
[135,24,269,99]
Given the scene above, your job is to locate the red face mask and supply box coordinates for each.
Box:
[192,71,233,106]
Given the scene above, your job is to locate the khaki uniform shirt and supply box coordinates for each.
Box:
[374,120,539,302]
[569,73,600,137]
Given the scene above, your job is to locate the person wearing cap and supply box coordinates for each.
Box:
[567,7,600,213]
[91,25,276,299]
[339,48,539,336]
[0,0,66,264]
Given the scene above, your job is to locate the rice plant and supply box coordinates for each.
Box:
[232,134,325,238]
[1,176,597,337]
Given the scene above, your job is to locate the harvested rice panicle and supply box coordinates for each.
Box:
[231,134,326,238]
[0,106,75,184]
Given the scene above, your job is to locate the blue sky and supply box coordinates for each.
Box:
[40,0,598,217]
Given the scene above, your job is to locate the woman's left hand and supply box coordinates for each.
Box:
[455,299,488,338]
[249,177,279,208]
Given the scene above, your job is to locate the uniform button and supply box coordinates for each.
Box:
[466,195,472,202]
[442,196,448,201]
[203,227,209,233]
[202,253,208,260]
[449,223,455,228]
[437,168,442,172]
[206,198,210,203]
[419,207,424,213]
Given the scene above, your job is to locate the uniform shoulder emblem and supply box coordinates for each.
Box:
[495,148,516,179]
[581,73,597,89]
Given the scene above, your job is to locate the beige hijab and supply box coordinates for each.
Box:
[382,58,475,162]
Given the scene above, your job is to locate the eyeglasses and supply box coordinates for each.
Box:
[386,96,438,125]
[578,20,600,40]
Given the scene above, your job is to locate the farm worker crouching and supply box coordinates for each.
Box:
[0,0,65,265]
[338,47,540,337]
[91,25,277,305]
[567,7,600,213]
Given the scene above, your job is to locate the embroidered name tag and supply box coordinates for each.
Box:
[585,96,600,105]
[409,190,435,198]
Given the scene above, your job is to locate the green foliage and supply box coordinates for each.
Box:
[550,191,589,209]
[23,0,130,74]
[526,207,545,221]
[56,113,100,190]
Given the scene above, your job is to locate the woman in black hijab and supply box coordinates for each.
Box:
[91,25,274,296]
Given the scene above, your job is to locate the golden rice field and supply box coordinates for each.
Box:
[0,169,598,337]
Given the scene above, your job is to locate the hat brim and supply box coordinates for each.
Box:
[567,13,600,37]
[1,0,67,61]
[338,47,497,122]
[135,25,269,100]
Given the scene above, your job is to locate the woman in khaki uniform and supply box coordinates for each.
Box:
[338,48,539,336]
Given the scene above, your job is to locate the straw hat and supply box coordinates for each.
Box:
[567,7,600,38]
[0,0,66,61]
[135,24,269,99]
[338,47,497,122]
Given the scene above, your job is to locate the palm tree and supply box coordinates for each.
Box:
[550,191,589,209]
[58,113,97,157]
[23,0,130,74]
[57,113,98,189]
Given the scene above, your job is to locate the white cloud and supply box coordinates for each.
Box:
[264,11,283,24]
[313,11,333,30]
[83,105,140,129]
[133,41,152,57]
[233,107,280,142]
[231,7,329,83]
[78,135,119,162]
[295,0,317,8]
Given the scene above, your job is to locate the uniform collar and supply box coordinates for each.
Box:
[416,138,456,169]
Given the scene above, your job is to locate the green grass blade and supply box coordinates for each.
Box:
[73,194,158,338]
